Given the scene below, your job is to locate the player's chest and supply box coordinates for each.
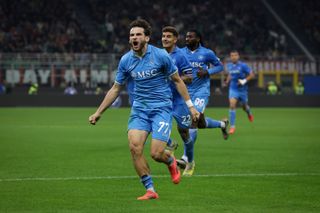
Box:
[128,57,164,80]
[187,53,208,68]
[228,64,242,74]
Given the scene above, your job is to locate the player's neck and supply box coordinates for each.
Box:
[134,44,148,57]
[188,44,199,52]
[165,45,175,53]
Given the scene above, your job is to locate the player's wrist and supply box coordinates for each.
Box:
[185,99,194,108]
[239,79,247,85]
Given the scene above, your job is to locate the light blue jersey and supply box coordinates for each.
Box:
[169,47,193,129]
[226,60,252,103]
[169,47,193,105]
[115,44,177,142]
[126,77,134,105]
[181,45,223,98]
[227,61,251,92]
[116,45,178,109]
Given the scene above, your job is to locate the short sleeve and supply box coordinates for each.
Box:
[207,50,222,67]
[178,54,193,76]
[242,63,252,75]
[115,56,129,85]
[161,50,178,76]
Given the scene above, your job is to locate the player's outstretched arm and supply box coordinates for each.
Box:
[89,83,122,125]
[171,72,200,122]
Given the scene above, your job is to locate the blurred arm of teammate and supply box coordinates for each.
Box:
[238,71,255,85]
[224,74,231,87]
[171,72,200,122]
[89,83,123,125]
[197,54,224,78]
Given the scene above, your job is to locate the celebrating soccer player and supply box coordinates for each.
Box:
[225,50,255,134]
[177,30,229,175]
[161,26,196,176]
[88,19,200,200]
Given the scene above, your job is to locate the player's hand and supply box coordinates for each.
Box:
[89,113,101,125]
[197,67,209,78]
[238,79,247,86]
[189,106,200,122]
[181,75,192,84]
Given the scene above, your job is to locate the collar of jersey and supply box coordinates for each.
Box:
[186,44,202,53]
[131,44,152,59]
[171,46,178,54]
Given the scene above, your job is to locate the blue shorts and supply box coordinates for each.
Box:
[128,106,172,143]
[173,102,192,129]
[229,90,248,103]
[191,95,209,113]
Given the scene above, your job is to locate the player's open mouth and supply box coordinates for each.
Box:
[132,41,138,47]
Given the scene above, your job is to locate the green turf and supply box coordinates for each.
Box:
[0,107,319,212]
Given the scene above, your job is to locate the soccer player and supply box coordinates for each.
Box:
[161,26,194,176]
[178,30,229,175]
[225,50,255,134]
[88,19,200,200]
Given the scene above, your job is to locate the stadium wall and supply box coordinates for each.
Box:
[0,94,319,107]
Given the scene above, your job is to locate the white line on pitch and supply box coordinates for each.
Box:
[0,173,319,182]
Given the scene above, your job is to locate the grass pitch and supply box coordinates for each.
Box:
[0,107,319,212]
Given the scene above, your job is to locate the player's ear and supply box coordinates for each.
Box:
[145,36,150,42]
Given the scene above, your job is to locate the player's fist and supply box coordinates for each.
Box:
[238,79,247,86]
[89,113,101,125]
[189,106,200,122]
[197,67,209,78]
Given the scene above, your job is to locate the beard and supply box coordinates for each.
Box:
[130,40,147,52]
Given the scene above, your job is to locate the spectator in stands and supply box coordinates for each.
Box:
[0,0,291,56]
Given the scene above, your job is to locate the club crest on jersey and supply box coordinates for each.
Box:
[198,55,204,60]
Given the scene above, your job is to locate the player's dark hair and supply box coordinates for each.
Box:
[230,50,239,54]
[188,29,203,46]
[162,26,179,37]
[129,19,152,36]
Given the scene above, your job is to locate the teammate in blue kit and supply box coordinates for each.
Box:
[225,50,255,134]
[89,19,200,200]
[177,30,229,175]
[161,26,195,176]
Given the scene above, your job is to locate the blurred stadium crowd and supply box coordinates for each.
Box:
[0,0,318,56]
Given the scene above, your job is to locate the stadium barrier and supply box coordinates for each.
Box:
[0,54,319,88]
[1,94,319,107]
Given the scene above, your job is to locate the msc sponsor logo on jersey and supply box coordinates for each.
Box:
[190,61,205,68]
[229,68,241,74]
[131,69,158,79]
